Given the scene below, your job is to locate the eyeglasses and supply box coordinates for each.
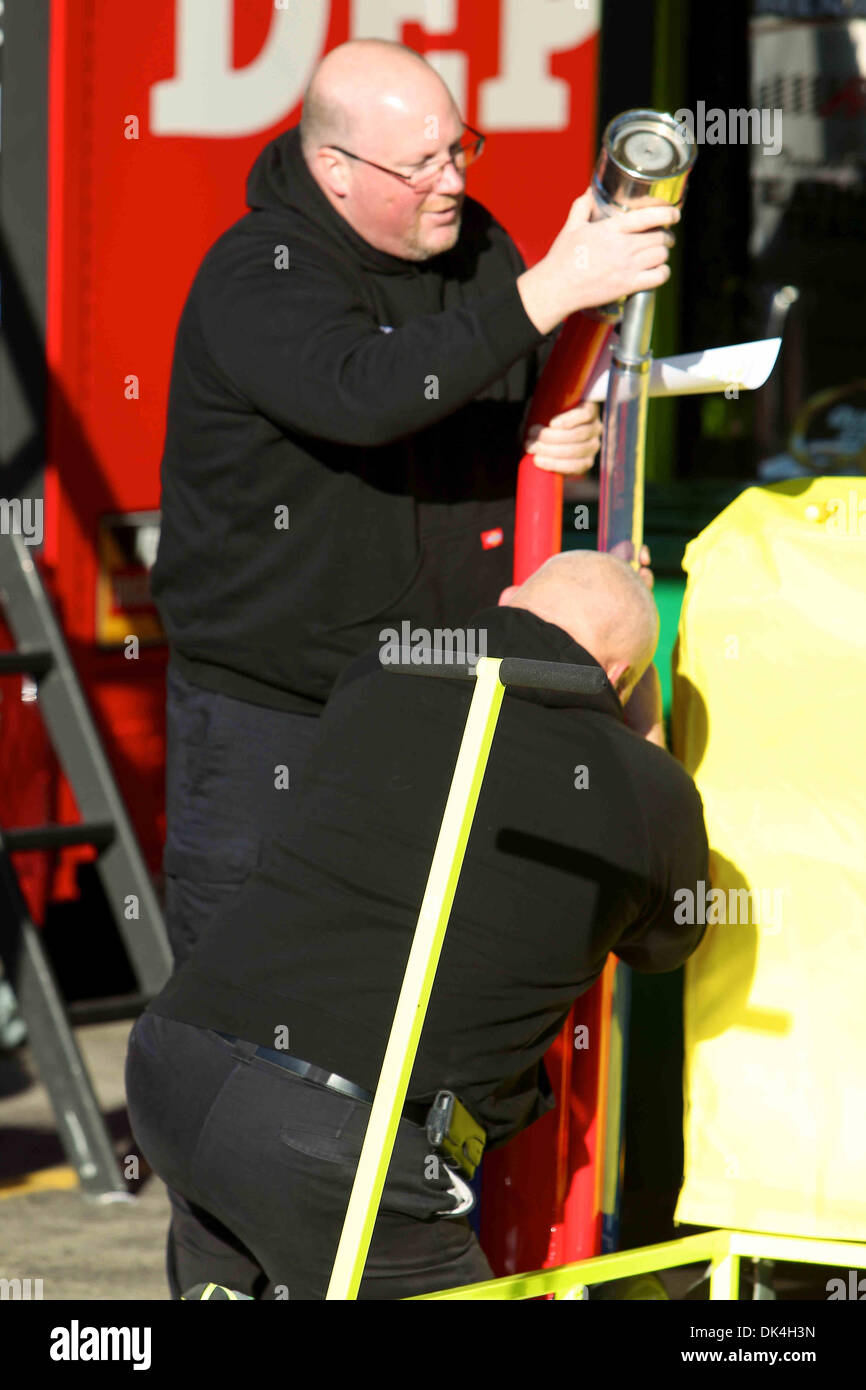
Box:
[328,124,485,194]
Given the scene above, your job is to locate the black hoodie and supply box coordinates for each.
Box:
[150,124,550,712]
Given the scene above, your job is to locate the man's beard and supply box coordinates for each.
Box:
[402,207,463,262]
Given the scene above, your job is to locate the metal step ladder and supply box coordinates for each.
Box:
[0,532,172,1198]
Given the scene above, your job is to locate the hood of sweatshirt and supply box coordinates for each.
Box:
[246,122,434,278]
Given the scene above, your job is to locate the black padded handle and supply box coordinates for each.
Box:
[499,657,606,694]
[381,654,606,694]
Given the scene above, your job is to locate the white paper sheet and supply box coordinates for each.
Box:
[585,337,781,401]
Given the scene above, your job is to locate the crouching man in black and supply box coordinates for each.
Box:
[126,550,709,1300]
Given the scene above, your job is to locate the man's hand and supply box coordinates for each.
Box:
[610,540,654,589]
[524,400,602,475]
[517,188,680,337]
[622,662,665,748]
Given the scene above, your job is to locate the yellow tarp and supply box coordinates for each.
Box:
[673,478,866,1241]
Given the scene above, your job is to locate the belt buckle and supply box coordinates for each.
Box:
[425,1091,454,1150]
[425,1090,486,1180]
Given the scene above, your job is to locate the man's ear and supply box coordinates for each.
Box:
[606,658,631,698]
[314,148,351,198]
[498,585,518,607]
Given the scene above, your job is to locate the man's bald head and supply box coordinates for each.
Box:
[300,40,446,158]
[500,551,660,703]
[299,40,467,261]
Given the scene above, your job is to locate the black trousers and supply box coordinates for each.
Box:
[125,1011,494,1299]
[158,661,317,1293]
[163,659,321,970]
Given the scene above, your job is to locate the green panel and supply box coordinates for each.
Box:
[653,576,684,718]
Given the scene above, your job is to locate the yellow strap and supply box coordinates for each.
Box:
[326,657,505,1300]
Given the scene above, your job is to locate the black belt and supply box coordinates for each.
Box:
[213,1031,430,1127]
[212,1030,487,1178]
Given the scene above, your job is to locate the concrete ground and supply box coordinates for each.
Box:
[0,1019,171,1300]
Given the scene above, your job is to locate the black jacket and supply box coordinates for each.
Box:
[147,605,710,1149]
[150,124,549,712]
